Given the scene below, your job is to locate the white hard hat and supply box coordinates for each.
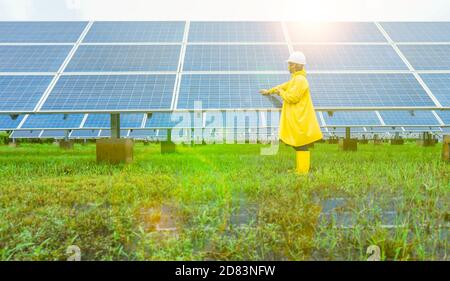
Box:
[286,51,306,65]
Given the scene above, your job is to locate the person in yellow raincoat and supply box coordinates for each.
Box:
[259,51,323,174]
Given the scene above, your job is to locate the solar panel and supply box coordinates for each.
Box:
[41,75,176,112]
[379,110,440,126]
[177,74,286,109]
[419,74,450,107]
[128,129,164,139]
[398,45,450,70]
[21,114,84,129]
[204,111,261,128]
[40,130,67,138]
[0,75,53,112]
[188,22,285,42]
[327,127,367,133]
[99,129,130,137]
[0,46,72,72]
[83,113,144,128]
[0,22,88,43]
[145,112,194,128]
[293,45,408,70]
[307,73,434,108]
[83,21,185,43]
[183,45,289,71]
[436,110,450,124]
[286,22,386,42]
[381,22,450,42]
[322,111,381,126]
[0,115,24,130]
[65,45,181,72]
[10,130,41,138]
[70,129,100,138]
[402,126,442,132]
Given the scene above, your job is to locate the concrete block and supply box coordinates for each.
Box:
[442,135,450,162]
[161,141,176,154]
[391,139,404,145]
[59,140,74,150]
[339,139,357,151]
[8,142,18,148]
[416,139,435,147]
[96,138,134,164]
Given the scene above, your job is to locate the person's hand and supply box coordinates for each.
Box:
[259,89,270,95]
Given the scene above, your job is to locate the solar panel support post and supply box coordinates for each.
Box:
[391,132,404,145]
[339,127,357,151]
[442,135,450,162]
[417,131,435,147]
[161,129,176,154]
[111,113,121,139]
[59,129,74,150]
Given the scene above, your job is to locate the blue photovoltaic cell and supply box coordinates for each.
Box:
[322,111,381,126]
[0,115,24,129]
[83,113,144,128]
[379,110,440,126]
[145,112,194,128]
[70,129,100,138]
[0,46,72,72]
[99,130,130,137]
[0,22,87,43]
[40,130,66,138]
[22,114,84,129]
[183,45,289,71]
[436,111,450,124]
[177,74,287,109]
[66,45,181,72]
[398,45,450,70]
[286,22,386,42]
[381,22,450,42]
[0,75,53,112]
[307,73,434,108]
[84,21,185,42]
[41,75,176,111]
[293,45,408,70]
[11,130,41,138]
[188,22,285,42]
[419,74,450,107]
[128,129,158,138]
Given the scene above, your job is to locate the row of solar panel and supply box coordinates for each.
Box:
[1,73,449,113]
[1,110,449,131]
[1,22,450,43]
[1,44,449,72]
[8,127,446,140]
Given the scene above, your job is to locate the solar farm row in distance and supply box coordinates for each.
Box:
[2,110,448,131]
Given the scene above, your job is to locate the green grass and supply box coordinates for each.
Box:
[0,141,448,261]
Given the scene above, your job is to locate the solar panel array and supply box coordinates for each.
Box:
[0,21,449,138]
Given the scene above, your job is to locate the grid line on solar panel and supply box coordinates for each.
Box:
[0,75,53,112]
[378,110,440,125]
[65,45,181,72]
[286,22,386,42]
[381,22,450,42]
[177,74,287,109]
[435,110,450,125]
[40,75,176,111]
[188,22,285,42]
[83,21,185,43]
[83,113,144,128]
[293,45,408,70]
[307,73,434,108]
[21,114,84,129]
[0,115,24,129]
[0,46,72,72]
[398,45,450,70]
[322,111,381,126]
[0,22,88,43]
[183,45,290,71]
[419,74,450,107]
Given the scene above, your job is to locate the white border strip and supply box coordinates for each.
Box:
[172,21,190,110]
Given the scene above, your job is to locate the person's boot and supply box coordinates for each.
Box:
[296,151,310,174]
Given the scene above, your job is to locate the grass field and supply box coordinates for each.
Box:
[0,141,448,261]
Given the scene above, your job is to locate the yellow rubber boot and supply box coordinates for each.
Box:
[296,151,310,174]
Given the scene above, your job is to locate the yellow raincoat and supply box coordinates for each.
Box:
[268,69,323,147]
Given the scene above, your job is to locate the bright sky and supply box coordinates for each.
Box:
[0,0,450,21]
